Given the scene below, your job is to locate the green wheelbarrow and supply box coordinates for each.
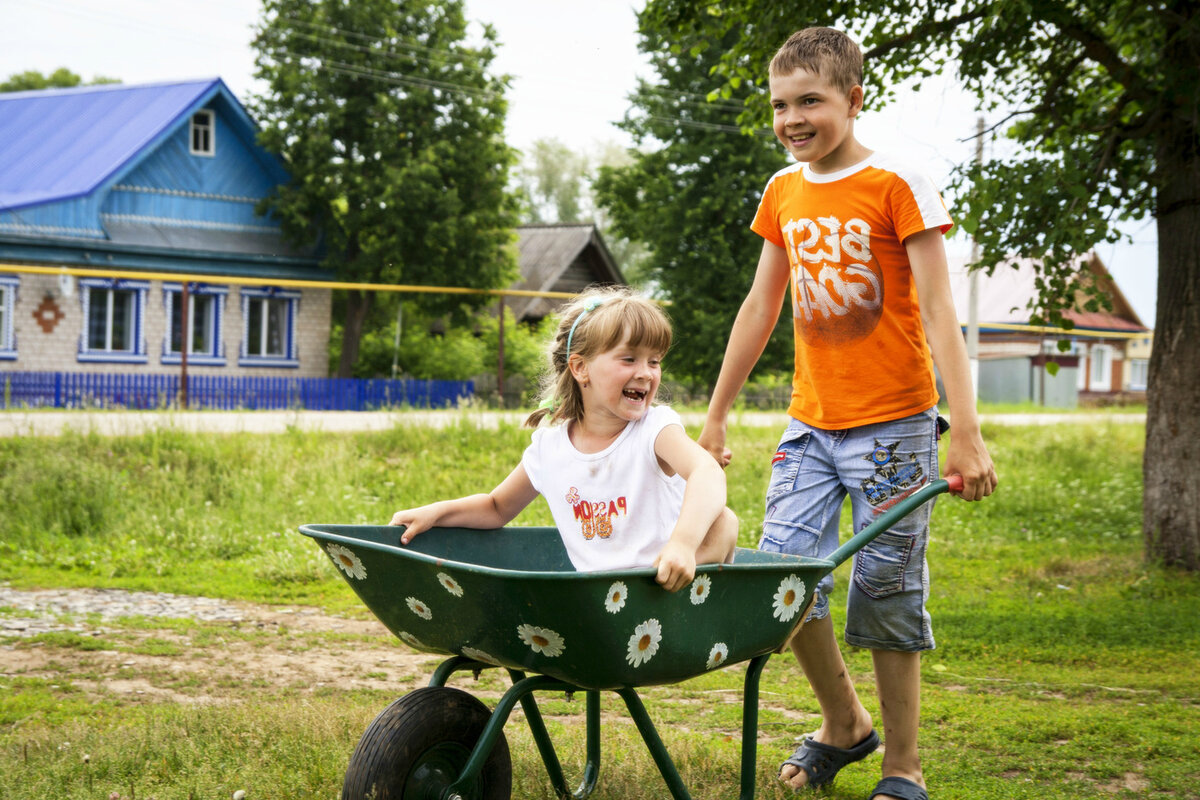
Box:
[300,475,961,800]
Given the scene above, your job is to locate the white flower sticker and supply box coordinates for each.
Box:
[437,572,463,597]
[517,624,565,657]
[689,574,712,605]
[604,581,628,614]
[626,618,663,668]
[399,631,424,649]
[772,575,806,622]
[406,597,432,620]
[461,646,499,665]
[706,642,729,670]
[326,543,366,580]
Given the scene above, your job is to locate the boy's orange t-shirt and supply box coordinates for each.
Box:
[752,153,954,429]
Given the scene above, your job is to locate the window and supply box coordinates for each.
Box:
[190,110,214,156]
[0,275,17,359]
[239,287,300,367]
[162,283,228,366]
[78,278,148,363]
[1089,343,1113,391]
[1128,359,1149,391]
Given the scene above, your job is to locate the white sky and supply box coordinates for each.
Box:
[0,0,1157,324]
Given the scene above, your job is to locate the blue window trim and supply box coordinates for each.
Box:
[77,278,149,364]
[239,286,300,368]
[0,275,17,360]
[161,282,228,366]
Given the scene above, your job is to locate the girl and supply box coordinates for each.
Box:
[389,285,737,592]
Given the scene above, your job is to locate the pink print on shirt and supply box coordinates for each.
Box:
[567,488,628,541]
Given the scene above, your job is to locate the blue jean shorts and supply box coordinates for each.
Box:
[758,407,940,652]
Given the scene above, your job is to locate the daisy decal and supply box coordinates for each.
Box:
[461,646,499,665]
[771,575,806,622]
[326,543,367,580]
[626,618,663,668]
[706,642,729,670]
[689,574,712,605]
[406,597,433,620]
[437,572,463,597]
[604,581,628,614]
[399,631,424,649]
[517,624,565,658]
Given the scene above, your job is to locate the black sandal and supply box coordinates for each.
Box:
[869,776,929,800]
[779,729,880,788]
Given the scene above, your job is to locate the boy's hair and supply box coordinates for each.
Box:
[769,27,863,95]
[526,285,672,428]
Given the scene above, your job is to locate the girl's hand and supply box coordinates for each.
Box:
[389,505,439,544]
[653,541,697,592]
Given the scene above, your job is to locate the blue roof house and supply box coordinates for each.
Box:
[0,79,331,377]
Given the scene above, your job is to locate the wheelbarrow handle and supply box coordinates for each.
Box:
[825,475,962,569]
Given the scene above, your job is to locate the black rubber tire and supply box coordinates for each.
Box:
[341,686,512,800]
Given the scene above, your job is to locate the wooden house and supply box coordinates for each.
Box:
[0,79,331,377]
[947,253,1151,407]
[509,223,626,322]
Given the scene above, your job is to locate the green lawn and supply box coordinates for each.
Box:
[1,416,1195,799]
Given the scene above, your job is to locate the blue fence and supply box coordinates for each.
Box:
[0,371,474,411]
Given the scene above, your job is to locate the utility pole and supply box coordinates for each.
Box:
[967,116,983,399]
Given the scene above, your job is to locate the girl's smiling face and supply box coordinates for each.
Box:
[769,66,866,173]
[578,336,663,424]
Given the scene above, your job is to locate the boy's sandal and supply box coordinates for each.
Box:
[779,729,880,789]
[869,776,929,800]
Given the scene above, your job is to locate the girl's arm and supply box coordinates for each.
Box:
[697,239,791,466]
[907,228,998,501]
[653,424,730,591]
[389,463,540,544]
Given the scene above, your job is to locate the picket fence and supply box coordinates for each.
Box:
[0,371,473,411]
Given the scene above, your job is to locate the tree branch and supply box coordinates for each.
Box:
[862,7,989,61]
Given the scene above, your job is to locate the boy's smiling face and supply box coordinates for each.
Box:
[769,66,867,173]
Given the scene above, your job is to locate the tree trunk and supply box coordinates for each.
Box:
[336,289,374,379]
[1144,8,1200,569]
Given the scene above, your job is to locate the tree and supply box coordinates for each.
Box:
[0,68,119,92]
[639,0,1200,569]
[592,26,793,387]
[251,0,521,377]
[515,138,590,223]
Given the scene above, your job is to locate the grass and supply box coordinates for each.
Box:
[1,415,1197,799]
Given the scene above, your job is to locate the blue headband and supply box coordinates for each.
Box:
[565,298,604,358]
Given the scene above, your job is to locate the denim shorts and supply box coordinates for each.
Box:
[758,407,940,652]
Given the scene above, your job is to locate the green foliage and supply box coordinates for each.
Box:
[0,68,119,92]
[515,138,591,224]
[593,26,794,388]
[250,0,523,374]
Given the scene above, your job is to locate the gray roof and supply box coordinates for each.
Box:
[510,224,625,320]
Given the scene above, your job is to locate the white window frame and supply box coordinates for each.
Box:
[1088,343,1113,392]
[161,282,228,366]
[1128,358,1149,391]
[0,275,17,360]
[190,109,215,156]
[239,286,300,368]
[78,278,149,363]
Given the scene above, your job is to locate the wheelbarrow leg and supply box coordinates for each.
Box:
[738,653,771,800]
[504,673,601,799]
[615,688,692,800]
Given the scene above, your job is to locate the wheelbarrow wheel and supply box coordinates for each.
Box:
[342,686,512,800]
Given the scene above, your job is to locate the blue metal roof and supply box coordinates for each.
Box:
[0,79,237,211]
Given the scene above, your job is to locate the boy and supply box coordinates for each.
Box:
[697,27,997,800]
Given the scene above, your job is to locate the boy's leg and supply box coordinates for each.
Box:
[779,614,875,789]
[695,506,738,564]
[872,649,924,792]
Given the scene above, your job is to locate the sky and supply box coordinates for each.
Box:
[0,0,1158,324]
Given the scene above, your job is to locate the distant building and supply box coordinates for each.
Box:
[948,253,1150,407]
[509,224,626,322]
[0,79,331,377]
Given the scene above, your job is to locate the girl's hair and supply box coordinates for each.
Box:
[525,285,672,427]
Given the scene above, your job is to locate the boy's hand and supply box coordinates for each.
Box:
[697,424,733,468]
[944,429,998,502]
[652,541,697,592]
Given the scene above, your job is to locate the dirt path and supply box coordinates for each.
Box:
[0,586,443,705]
